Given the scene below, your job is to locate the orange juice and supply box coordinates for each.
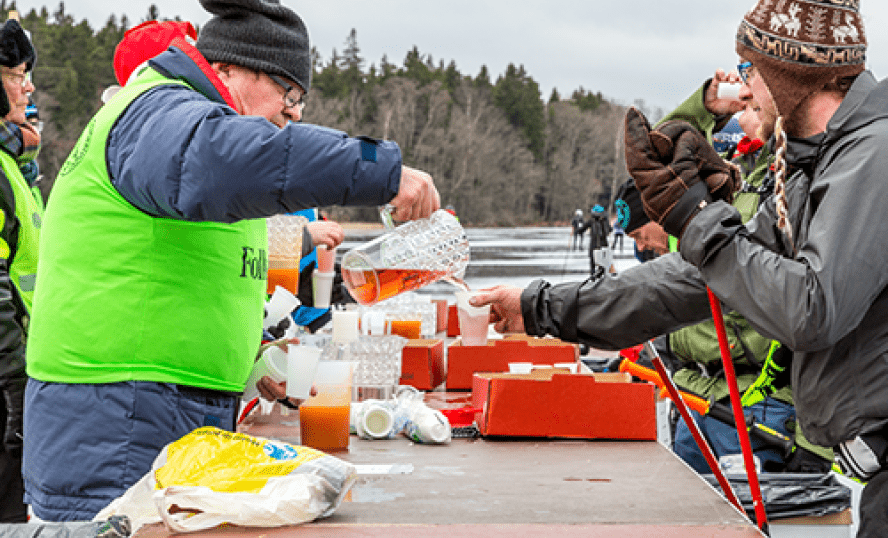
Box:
[299,404,351,451]
[389,319,422,339]
[267,266,299,295]
[342,267,445,305]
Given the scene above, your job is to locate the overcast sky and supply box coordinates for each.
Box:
[20,0,888,111]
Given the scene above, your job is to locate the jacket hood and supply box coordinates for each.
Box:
[824,71,888,146]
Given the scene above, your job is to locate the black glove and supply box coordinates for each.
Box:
[624,107,741,238]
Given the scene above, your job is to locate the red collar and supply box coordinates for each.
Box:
[737,136,764,156]
[168,36,238,112]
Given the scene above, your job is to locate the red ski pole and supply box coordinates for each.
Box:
[644,342,743,512]
[708,288,769,534]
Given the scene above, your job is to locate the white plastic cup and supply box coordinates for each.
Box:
[316,244,336,273]
[356,402,395,439]
[264,286,301,330]
[455,291,491,346]
[332,310,360,343]
[286,345,322,400]
[717,82,742,99]
[312,270,335,309]
[242,346,288,401]
[508,362,533,374]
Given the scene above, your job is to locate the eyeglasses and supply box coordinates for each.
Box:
[2,70,31,89]
[738,61,756,84]
[267,73,304,111]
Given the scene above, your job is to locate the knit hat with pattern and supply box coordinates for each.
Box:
[197,0,311,92]
[736,0,866,118]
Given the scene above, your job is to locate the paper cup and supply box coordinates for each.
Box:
[242,346,288,401]
[286,345,322,400]
[312,270,335,309]
[264,286,301,330]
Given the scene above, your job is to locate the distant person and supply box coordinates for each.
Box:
[23,0,439,521]
[0,19,39,523]
[570,209,584,250]
[584,204,611,275]
[611,220,625,253]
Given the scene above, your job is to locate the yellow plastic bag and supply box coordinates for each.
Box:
[95,427,356,533]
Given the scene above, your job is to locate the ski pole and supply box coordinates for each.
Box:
[644,342,743,512]
[708,289,769,534]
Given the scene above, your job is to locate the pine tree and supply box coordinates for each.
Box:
[493,64,546,161]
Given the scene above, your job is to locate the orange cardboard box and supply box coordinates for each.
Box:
[399,339,445,390]
[471,369,657,440]
[446,304,460,337]
[446,338,578,390]
[432,299,449,334]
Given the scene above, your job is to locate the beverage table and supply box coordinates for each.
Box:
[135,405,764,538]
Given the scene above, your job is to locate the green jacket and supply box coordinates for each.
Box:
[657,81,783,403]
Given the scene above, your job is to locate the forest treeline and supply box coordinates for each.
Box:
[12,2,665,225]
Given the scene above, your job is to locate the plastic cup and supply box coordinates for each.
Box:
[389,318,422,339]
[508,362,533,374]
[717,82,741,99]
[264,286,301,330]
[312,270,335,309]
[286,345,322,400]
[299,360,355,452]
[455,291,490,346]
[332,310,359,344]
[316,244,336,273]
[242,346,287,401]
[267,215,307,295]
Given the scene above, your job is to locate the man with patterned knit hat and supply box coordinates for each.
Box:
[475,1,888,534]
[23,0,439,522]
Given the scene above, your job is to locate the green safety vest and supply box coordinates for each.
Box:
[27,68,267,392]
[0,149,41,314]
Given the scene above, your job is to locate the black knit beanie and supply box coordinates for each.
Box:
[0,19,36,118]
[614,178,649,234]
[196,0,311,93]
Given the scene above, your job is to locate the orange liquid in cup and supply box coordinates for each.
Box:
[343,268,446,306]
[267,267,299,295]
[299,404,351,452]
[389,319,422,339]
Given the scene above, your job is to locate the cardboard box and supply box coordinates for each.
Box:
[446,338,579,390]
[399,339,445,390]
[432,299,449,334]
[472,369,657,440]
[446,304,460,337]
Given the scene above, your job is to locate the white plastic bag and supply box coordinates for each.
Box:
[95,427,355,533]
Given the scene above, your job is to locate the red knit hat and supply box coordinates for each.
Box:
[113,20,197,85]
[736,0,866,118]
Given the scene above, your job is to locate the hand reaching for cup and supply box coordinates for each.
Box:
[470,285,525,334]
[256,376,317,409]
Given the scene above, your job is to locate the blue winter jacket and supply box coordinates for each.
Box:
[109,45,402,221]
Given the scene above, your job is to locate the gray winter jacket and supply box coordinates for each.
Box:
[522,70,888,448]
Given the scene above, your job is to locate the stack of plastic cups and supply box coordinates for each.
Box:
[312,245,336,309]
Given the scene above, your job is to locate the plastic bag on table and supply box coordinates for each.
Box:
[95,427,356,534]
[704,472,851,521]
